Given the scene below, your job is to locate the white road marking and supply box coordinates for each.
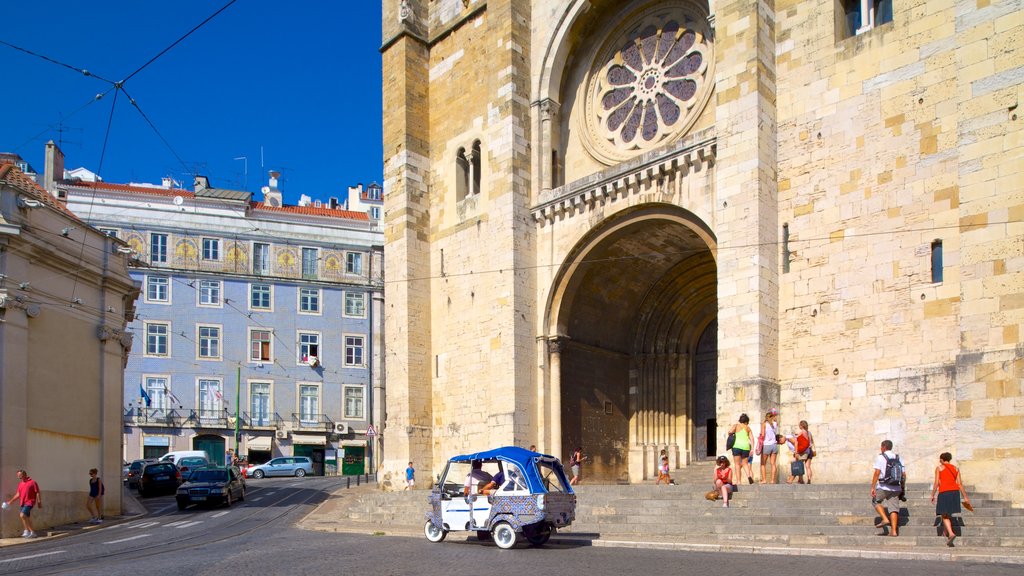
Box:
[251,497,263,501]
[164,520,190,527]
[133,521,160,529]
[176,521,203,529]
[211,511,230,518]
[105,534,151,544]
[0,551,66,563]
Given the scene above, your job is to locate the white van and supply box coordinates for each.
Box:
[159,450,211,465]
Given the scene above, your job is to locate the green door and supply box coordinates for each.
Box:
[341,446,365,475]
[194,435,226,466]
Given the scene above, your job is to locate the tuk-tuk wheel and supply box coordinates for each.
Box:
[523,523,552,546]
[424,520,447,543]
[492,521,518,549]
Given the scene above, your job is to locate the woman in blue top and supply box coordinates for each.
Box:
[86,468,104,523]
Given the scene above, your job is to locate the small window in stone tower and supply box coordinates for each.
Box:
[931,239,943,284]
[471,140,482,195]
[456,147,469,202]
[837,0,892,41]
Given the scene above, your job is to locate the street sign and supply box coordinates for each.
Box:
[365,424,378,437]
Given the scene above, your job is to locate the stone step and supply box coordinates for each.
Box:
[572,519,1015,537]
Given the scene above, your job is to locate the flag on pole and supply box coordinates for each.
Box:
[164,384,180,406]
[140,384,152,407]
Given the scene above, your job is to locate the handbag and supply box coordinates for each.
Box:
[726,433,736,451]
[791,460,805,476]
[754,434,764,456]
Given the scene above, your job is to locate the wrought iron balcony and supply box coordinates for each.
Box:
[244,411,283,430]
[123,407,184,427]
[291,413,334,432]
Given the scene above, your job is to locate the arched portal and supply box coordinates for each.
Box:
[547,205,716,483]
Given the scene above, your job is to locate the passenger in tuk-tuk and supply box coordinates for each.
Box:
[464,460,493,495]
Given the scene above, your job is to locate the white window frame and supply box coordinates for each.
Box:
[98,227,118,238]
[252,242,271,275]
[298,382,321,425]
[298,286,321,315]
[343,291,366,318]
[202,237,221,261]
[297,331,321,365]
[344,334,366,368]
[301,247,318,279]
[144,321,171,358]
[343,384,365,420]
[145,275,171,304]
[197,377,224,420]
[249,380,274,427]
[150,233,168,264]
[143,375,170,412]
[249,283,274,311]
[196,324,223,361]
[249,328,274,364]
[345,251,364,275]
[198,279,222,308]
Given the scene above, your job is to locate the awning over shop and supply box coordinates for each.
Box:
[143,436,170,446]
[247,436,272,451]
[292,434,326,446]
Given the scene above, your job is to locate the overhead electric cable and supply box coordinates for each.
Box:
[0,39,116,84]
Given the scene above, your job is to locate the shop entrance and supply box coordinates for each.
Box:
[342,446,365,475]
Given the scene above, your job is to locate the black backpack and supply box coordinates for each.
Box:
[880,453,904,489]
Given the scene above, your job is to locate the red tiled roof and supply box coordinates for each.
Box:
[0,161,82,222]
[65,179,196,198]
[250,201,370,221]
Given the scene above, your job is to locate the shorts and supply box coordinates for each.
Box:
[761,444,779,455]
[20,505,33,516]
[406,478,415,486]
[873,489,901,515]
[571,465,580,477]
[731,448,750,458]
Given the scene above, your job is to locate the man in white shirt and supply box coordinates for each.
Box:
[870,439,905,537]
[463,460,493,496]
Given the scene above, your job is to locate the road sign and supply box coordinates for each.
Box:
[366,424,378,437]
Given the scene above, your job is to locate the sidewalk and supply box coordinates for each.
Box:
[298,484,1024,565]
[0,484,147,548]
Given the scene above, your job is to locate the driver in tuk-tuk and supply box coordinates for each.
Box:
[464,460,493,496]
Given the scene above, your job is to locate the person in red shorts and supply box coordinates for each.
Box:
[5,470,42,538]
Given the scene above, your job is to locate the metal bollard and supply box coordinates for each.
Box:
[357,474,361,486]
[346,477,351,489]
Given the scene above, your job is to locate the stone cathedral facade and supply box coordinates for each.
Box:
[380,0,1023,502]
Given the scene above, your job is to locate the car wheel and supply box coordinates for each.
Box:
[523,523,552,546]
[492,521,518,549]
[225,490,233,507]
[252,470,264,479]
[424,520,447,543]
[295,468,306,477]
[239,487,245,501]
[177,500,187,511]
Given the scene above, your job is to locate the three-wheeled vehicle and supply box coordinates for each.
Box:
[424,446,576,549]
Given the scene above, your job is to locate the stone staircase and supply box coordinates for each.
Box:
[302,461,1024,556]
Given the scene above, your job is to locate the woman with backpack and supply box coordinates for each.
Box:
[931,452,971,547]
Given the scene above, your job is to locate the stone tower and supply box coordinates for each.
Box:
[381,0,1024,503]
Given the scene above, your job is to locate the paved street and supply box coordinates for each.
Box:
[0,477,1018,576]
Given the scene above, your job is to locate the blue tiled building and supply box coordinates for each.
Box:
[58,166,384,474]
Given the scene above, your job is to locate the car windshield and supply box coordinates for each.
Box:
[146,464,175,475]
[191,470,229,483]
[178,458,207,467]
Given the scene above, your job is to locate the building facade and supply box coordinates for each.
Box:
[0,158,138,536]
[50,149,385,475]
[380,0,1024,502]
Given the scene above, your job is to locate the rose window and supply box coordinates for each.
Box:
[582,5,713,163]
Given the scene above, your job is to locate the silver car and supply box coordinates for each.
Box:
[248,456,313,478]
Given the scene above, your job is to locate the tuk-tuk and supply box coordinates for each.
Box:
[424,446,576,549]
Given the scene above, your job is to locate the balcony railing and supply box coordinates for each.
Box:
[244,411,284,429]
[123,407,184,427]
[291,413,334,432]
[124,408,294,431]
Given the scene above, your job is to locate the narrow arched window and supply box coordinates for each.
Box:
[931,239,943,283]
[455,147,468,202]
[471,140,482,195]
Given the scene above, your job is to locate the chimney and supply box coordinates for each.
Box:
[194,175,210,192]
[44,140,65,196]
[261,170,282,207]
[162,177,174,189]
[329,197,339,210]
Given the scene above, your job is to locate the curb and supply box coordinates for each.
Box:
[0,486,148,548]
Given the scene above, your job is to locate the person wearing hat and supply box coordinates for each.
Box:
[759,409,780,483]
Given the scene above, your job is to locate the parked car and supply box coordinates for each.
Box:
[424,446,576,549]
[158,450,211,466]
[176,467,245,510]
[122,461,130,484]
[138,462,182,497]
[176,456,209,480]
[247,456,314,478]
[126,458,158,490]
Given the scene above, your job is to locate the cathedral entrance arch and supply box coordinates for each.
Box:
[546,205,716,483]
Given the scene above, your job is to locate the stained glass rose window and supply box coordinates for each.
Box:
[582,4,713,164]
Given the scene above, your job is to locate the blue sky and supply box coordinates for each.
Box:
[1,1,383,205]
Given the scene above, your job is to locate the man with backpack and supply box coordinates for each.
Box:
[871,439,905,537]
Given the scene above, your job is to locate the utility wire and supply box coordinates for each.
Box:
[0,39,116,84]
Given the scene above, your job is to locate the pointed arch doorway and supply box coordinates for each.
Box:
[546,206,717,483]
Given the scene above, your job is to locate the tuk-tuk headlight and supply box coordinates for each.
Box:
[536,494,545,510]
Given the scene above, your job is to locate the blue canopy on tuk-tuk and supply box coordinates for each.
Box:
[448,446,572,494]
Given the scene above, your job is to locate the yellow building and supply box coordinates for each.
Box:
[380,0,1023,502]
[0,154,138,537]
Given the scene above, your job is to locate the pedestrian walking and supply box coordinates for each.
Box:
[871,439,905,537]
[5,470,42,538]
[655,455,674,485]
[727,414,755,485]
[86,468,104,523]
[405,461,415,490]
[758,409,780,483]
[931,452,970,547]
[569,446,587,485]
